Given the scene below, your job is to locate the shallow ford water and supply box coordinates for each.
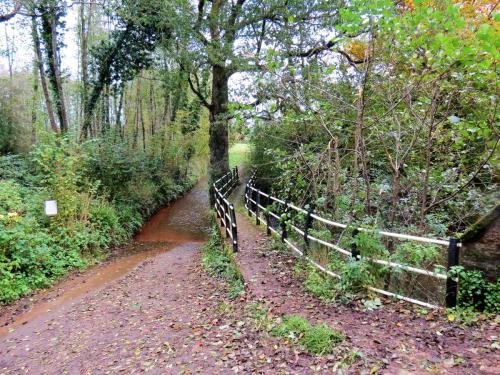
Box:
[0,179,210,336]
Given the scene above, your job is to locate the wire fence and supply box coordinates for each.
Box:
[213,167,239,252]
[244,172,461,309]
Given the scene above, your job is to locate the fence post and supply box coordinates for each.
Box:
[255,192,260,226]
[446,238,459,308]
[351,228,360,260]
[217,198,221,219]
[221,198,226,229]
[266,209,271,235]
[214,190,219,219]
[246,185,252,217]
[225,200,230,238]
[303,209,313,254]
[230,204,238,252]
[281,200,289,242]
[252,188,257,214]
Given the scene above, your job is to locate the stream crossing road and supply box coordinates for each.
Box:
[0,177,498,374]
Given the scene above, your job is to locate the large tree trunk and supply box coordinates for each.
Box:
[101,85,110,134]
[141,88,146,152]
[132,80,142,149]
[115,86,124,140]
[390,170,400,223]
[40,4,69,133]
[49,15,69,133]
[31,53,39,145]
[327,138,341,213]
[352,68,372,216]
[79,2,90,128]
[32,17,58,133]
[209,65,230,179]
[149,80,156,138]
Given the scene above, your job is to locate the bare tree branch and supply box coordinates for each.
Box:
[288,38,342,58]
[0,0,22,23]
[187,73,212,110]
[336,48,366,66]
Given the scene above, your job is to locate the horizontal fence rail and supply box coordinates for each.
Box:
[244,172,461,309]
[213,167,239,252]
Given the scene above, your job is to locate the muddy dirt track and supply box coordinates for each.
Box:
[0,177,498,374]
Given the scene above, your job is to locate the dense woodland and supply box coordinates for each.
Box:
[0,0,498,308]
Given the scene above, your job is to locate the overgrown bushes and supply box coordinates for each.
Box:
[0,134,195,303]
[0,104,16,155]
[249,0,498,236]
[301,261,375,306]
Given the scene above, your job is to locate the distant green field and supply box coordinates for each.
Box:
[229,143,251,168]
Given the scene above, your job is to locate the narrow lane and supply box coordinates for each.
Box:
[0,179,210,338]
[0,179,214,374]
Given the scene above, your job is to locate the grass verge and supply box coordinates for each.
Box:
[202,216,244,299]
[229,143,251,169]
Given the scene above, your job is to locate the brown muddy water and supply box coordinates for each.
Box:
[135,178,210,242]
[0,179,210,336]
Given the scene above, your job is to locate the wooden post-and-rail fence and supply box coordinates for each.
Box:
[212,167,239,252]
[244,172,462,309]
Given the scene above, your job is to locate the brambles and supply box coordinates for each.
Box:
[391,243,441,269]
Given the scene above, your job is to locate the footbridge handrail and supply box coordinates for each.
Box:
[213,167,239,252]
[244,172,461,309]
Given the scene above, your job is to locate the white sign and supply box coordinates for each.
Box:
[44,200,58,217]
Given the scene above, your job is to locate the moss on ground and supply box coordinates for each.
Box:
[272,315,344,355]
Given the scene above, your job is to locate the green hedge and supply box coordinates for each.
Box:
[0,137,195,303]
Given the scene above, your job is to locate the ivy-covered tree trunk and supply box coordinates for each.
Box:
[32,17,58,133]
[115,86,124,139]
[49,15,69,134]
[209,65,230,179]
[79,2,90,128]
[31,51,39,145]
[39,1,69,133]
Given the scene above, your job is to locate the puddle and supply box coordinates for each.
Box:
[0,179,210,336]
